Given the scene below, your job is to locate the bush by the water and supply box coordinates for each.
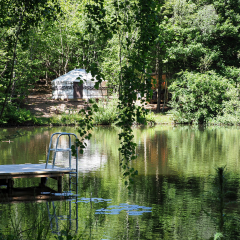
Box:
[209,87,240,125]
[92,96,159,125]
[50,109,84,126]
[169,71,237,124]
[92,96,119,125]
[0,104,40,126]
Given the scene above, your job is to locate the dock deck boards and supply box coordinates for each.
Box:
[0,163,75,179]
[0,164,76,192]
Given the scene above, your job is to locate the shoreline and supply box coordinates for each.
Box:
[1,93,172,127]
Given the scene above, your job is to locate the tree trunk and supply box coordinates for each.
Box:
[156,59,162,113]
[162,79,167,113]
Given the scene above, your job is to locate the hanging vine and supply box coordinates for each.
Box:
[75,0,159,187]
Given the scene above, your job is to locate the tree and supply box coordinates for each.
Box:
[169,71,235,124]
[0,0,60,120]
[75,0,159,186]
[159,0,240,75]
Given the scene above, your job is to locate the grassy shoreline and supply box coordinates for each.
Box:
[3,110,240,127]
[0,111,174,127]
[1,96,174,127]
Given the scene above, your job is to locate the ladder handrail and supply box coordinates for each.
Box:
[45,132,79,171]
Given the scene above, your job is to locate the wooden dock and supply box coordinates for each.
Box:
[0,132,79,200]
[0,163,76,192]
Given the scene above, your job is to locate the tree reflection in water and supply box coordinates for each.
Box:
[0,126,240,239]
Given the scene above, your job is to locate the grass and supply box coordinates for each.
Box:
[11,111,174,126]
[37,112,174,126]
[92,96,119,125]
[152,112,173,124]
[49,111,84,126]
[145,111,173,125]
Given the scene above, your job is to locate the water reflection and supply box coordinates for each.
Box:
[77,197,112,203]
[0,125,240,239]
[95,204,152,215]
[133,125,240,176]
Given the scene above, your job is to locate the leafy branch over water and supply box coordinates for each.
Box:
[73,0,159,187]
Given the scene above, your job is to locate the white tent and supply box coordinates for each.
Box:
[51,69,108,100]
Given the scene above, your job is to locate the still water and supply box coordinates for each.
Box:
[0,125,240,239]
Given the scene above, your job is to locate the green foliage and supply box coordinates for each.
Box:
[214,232,224,240]
[0,104,38,126]
[169,71,235,124]
[50,110,84,126]
[143,111,173,125]
[209,87,240,125]
[0,233,16,240]
[92,96,120,125]
[75,0,159,187]
[144,111,156,125]
[160,0,240,74]
[0,0,61,119]
[2,0,240,127]
[73,100,98,156]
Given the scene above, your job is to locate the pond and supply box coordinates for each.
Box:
[0,125,240,239]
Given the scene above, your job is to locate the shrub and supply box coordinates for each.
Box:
[56,109,84,125]
[145,111,155,124]
[209,87,240,125]
[93,95,120,125]
[0,104,38,125]
[169,71,235,124]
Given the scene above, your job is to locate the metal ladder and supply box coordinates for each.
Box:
[46,200,79,235]
[45,132,79,188]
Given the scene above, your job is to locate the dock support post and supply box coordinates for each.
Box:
[40,177,47,187]
[7,179,14,192]
[58,176,62,193]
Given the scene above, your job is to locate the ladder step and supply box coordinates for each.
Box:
[45,133,78,195]
[50,148,71,152]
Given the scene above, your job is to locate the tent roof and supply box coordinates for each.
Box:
[51,69,93,83]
